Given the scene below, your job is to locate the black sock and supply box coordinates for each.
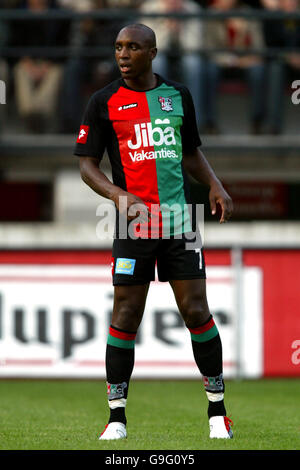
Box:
[105,325,136,425]
[188,316,226,418]
[208,399,226,418]
[109,406,127,425]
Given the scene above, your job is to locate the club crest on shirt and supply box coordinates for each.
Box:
[158,96,173,112]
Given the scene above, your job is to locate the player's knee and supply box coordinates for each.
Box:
[179,295,210,329]
[112,298,144,332]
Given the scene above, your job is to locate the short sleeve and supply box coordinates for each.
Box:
[180,86,202,153]
[73,93,108,160]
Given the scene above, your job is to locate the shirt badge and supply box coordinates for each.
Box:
[158,96,173,112]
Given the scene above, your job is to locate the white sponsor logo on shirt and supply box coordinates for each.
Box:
[127,119,176,150]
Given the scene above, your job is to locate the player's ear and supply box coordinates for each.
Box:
[150,47,157,61]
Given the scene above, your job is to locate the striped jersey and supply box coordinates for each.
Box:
[74,74,201,237]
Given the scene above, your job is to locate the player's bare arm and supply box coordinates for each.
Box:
[79,156,149,221]
[182,148,233,223]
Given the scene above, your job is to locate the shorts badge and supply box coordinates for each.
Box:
[115,258,136,275]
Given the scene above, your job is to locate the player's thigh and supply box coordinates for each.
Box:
[112,283,150,332]
[169,278,210,328]
[157,234,206,283]
[112,238,156,286]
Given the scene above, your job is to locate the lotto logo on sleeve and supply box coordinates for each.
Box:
[76,125,89,144]
[115,258,136,275]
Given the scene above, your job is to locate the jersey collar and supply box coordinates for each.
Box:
[120,74,163,92]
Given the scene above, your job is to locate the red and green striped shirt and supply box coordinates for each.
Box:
[74,75,201,236]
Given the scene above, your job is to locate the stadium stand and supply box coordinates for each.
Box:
[0,4,300,235]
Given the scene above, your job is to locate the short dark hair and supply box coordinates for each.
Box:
[118,23,157,48]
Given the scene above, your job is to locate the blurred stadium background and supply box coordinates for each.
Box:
[0,0,300,387]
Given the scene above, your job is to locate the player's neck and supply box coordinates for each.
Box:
[123,71,157,92]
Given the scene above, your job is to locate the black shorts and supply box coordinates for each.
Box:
[112,232,206,285]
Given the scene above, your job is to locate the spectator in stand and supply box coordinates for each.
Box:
[59,0,98,133]
[0,15,11,133]
[57,0,93,7]
[0,14,10,85]
[200,0,266,134]
[10,0,70,133]
[0,0,23,5]
[60,0,134,133]
[139,0,204,127]
[261,0,300,134]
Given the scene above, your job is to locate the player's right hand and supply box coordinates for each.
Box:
[112,189,150,222]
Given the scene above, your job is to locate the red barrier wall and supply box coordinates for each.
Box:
[243,250,300,377]
[0,248,299,377]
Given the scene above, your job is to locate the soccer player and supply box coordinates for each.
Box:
[74,24,234,440]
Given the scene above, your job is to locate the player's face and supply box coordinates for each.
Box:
[115,28,156,81]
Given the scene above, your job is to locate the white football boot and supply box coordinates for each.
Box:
[209,416,233,439]
[99,422,127,440]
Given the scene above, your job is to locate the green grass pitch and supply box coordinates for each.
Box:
[0,378,299,450]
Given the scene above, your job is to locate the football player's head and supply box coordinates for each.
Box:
[115,24,157,81]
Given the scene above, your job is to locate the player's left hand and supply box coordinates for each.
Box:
[209,182,233,223]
